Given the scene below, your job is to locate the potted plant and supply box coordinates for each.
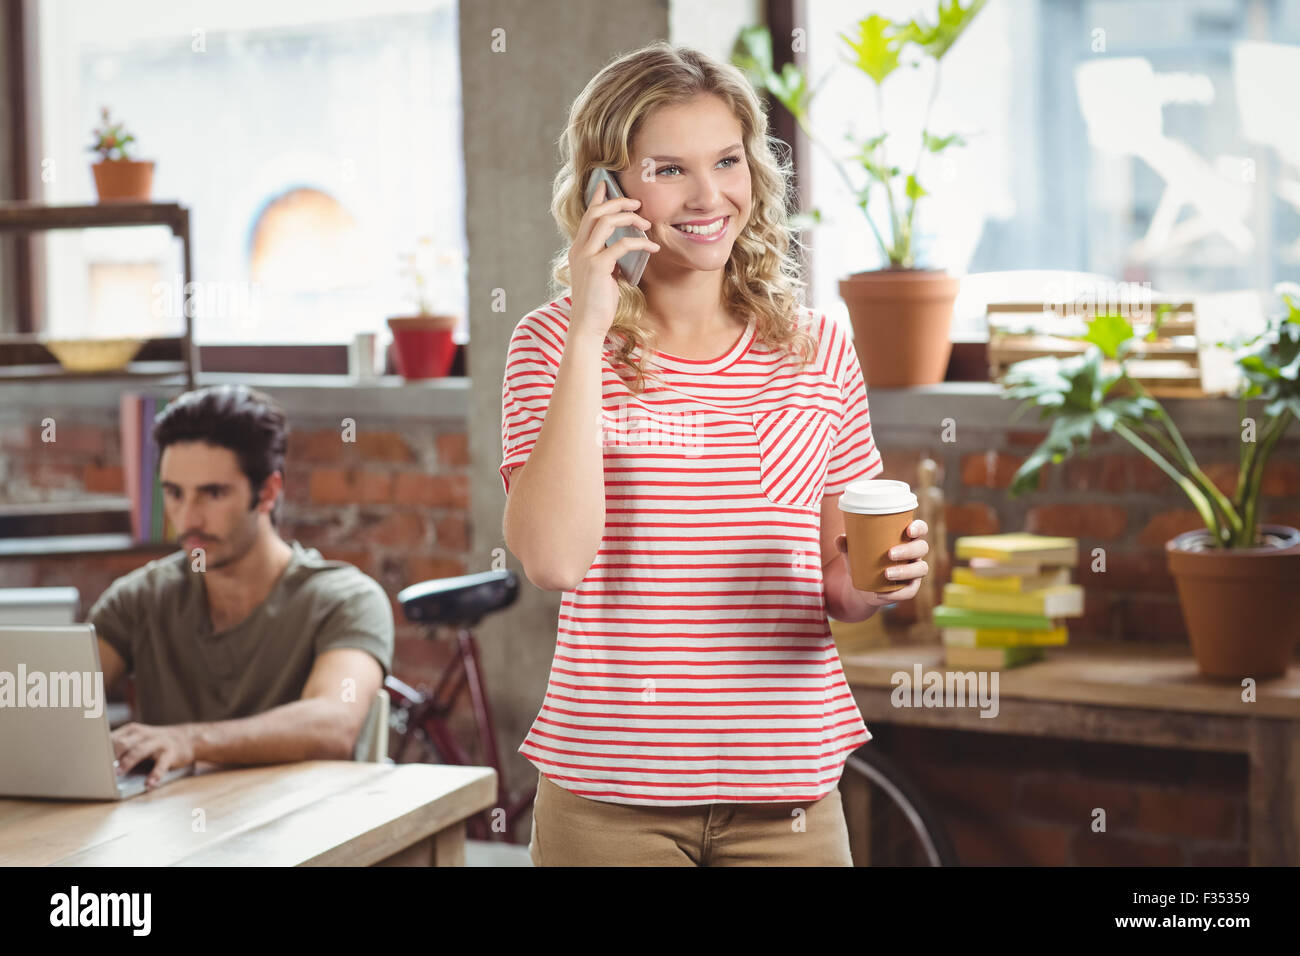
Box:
[87,106,154,202]
[1000,287,1300,678]
[387,237,462,379]
[732,1,986,387]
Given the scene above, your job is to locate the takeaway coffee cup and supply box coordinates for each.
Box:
[838,479,919,593]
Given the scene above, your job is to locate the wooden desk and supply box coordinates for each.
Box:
[0,761,497,866]
[840,641,1300,866]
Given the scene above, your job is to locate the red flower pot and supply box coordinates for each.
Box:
[387,315,457,379]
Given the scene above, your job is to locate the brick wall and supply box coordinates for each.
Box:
[871,724,1248,866]
[874,427,1300,645]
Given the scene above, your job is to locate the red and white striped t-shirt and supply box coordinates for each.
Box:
[500,294,884,806]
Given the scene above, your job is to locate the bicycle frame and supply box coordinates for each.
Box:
[386,627,536,843]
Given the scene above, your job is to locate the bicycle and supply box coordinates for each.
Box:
[384,568,958,862]
[384,568,535,845]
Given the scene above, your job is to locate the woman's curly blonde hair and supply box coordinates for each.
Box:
[548,41,818,394]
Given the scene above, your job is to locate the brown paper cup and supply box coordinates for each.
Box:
[843,507,916,593]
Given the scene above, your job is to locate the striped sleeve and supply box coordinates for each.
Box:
[500,319,560,495]
[823,316,884,495]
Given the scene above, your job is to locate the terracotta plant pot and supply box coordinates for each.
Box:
[91,159,155,202]
[838,268,960,387]
[387,315,457,379]
[1165,525,1300,679]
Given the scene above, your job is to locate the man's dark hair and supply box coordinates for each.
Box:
[152,385,289,523]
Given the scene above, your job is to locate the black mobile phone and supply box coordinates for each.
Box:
[584,167,650,286]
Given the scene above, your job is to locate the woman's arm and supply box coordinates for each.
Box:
[503,329,608,591]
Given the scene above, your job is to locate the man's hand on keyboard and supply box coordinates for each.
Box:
[111,722,196,788]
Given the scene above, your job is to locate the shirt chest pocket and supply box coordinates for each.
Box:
[750,407,835,508]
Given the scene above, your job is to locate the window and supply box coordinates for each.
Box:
[802,0,1300,336]
[33,0,467,347]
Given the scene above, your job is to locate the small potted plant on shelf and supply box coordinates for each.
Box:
[1000,287,1300,679]
[732,1,986,387]
[387,237,463,379]
[87,106,154,202]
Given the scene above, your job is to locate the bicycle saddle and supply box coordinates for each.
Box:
[397,569,519,628]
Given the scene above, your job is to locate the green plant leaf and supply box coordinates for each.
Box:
[905,174,926,200]
[905,0,988,61]
[839,15,904,85]
[922,131,965,152]
[1077,313,1135,360]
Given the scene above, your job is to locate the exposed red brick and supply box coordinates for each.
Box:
[945,815,1071,866]
[406,555,468,583]
[1188,845,1249,866]
[878,447,944,486]
[1121,595,1188,642]
[42,423,104,455]
[1005,429,1049,447]
[1261,460,1300,497]
[944,502,1000,536]
[355,469,393,504]
[289,428,349,463]
[434,514,470,551]
[1025,503,1127,540]
[1071,831,1185,866]
[83,464,125,494]
[960,450,1027,489]
[1016,773,1139,827]
[22,461,82,489]
[1137,509,1205,548]
[903,762,1021,818]
[1076,548,1174,593]
[356,431,415,463]
[308,467,353,505]
[361,512,427,548]
[393,472,468,508]
[436,431,469,467]
[1136,787,1240,840]
[1062,455,1127,494]
[1200,461,1239,497]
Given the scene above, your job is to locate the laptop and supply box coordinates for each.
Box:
[0,624,194,799]
[0,587,79,625]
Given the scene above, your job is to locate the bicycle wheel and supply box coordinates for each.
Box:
[839,744,958,866]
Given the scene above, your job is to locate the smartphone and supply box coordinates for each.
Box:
[584,167,650,286]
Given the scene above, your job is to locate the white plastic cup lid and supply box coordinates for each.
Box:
[838,478,918,514]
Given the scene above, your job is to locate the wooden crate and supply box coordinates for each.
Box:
[985,299,1229,397]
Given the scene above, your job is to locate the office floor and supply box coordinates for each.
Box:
[466,839,532,866]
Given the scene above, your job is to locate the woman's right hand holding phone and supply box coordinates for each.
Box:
[568,179,659,342]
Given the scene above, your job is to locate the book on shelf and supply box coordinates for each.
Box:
[952,565,1072,593]
[944,644,1045,669]
[941,625,1069,647]
[932,604,1061,631]
[943,582,1084,618]
[954,533,1079,567]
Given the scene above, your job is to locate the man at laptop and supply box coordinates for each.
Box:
[88,385,394,789]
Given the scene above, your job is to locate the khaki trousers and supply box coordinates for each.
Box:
[528,772,854,866]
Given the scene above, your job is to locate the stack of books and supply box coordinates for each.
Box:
[120,393,176,544]
[935,533,1081,669]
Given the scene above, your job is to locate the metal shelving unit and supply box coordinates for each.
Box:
[0,201,198,389]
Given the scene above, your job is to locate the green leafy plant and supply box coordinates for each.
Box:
[732,0,986,268]
[1001,287,1300,549]
[87,106,137,161]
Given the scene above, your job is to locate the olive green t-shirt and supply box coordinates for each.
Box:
[87,541,394,726]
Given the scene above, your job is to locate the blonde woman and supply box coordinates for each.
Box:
[501,41,930,866]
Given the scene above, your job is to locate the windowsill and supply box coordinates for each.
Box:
[0,534,177,559]
[0,373,470,419]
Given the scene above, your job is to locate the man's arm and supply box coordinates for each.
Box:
[113,648,383,786]
[97,638,128,695]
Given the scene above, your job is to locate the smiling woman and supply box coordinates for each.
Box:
[502,40,930,868]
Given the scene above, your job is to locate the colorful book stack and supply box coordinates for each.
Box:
[119,393,176,545]
[935,533,1081,670]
